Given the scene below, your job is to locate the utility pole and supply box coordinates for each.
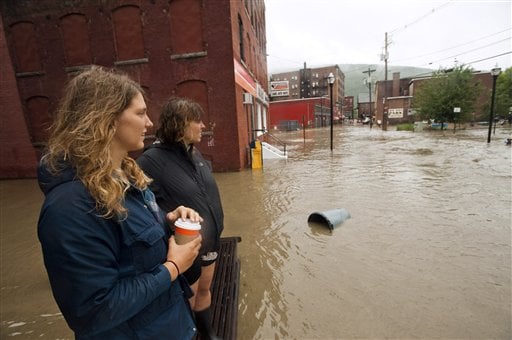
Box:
[363,67,376,129]
[384,32,388,86]
[382,32,390,131]
[487,68,501,143]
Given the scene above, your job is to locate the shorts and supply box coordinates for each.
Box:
[182,247,220,285]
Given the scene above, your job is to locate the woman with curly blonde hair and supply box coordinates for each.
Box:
[38,66,202,339]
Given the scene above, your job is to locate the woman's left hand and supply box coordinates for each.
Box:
[167,205,203,223]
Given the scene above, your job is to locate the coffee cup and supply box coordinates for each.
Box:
[174,218,201,245]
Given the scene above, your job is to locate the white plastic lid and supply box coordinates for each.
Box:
[174,218,201,230]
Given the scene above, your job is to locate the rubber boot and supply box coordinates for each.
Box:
[194,307,222,340]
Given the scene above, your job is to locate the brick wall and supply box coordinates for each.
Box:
[0,14,38,178]
[0,0,269,176]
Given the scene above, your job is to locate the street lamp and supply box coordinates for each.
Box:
[328,72,335,151]
[487,67,501,143]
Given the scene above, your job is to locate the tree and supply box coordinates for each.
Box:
[495,67,512,120]
[413,65,482,130]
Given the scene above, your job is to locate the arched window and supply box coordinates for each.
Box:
[238,15,245,62]
[60,14,92,66]
[176,80,209,124]
[169,0,204,54]
[112,6,145,61]
[10,21,41,72]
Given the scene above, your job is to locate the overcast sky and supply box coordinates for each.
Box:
[264,0,511,74]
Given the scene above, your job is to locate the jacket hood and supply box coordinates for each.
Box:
[38,160,78,195]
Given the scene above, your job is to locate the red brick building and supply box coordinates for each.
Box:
[0,14,38,178]
[341,96,354,120]
[409,71,494,122]
[0,0,269,177]
[269,64,344,109]
[356,94,372,119]
[268,64,345,131]
[269,96,337,130]
[374,72,414,124]
[374,71,496,125]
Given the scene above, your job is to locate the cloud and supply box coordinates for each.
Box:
[265,0,511,73]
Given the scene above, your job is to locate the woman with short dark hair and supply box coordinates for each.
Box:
[138,97,224,340]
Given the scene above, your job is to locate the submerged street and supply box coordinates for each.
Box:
[1,125,511,339]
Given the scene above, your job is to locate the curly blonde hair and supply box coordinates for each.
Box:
[42,65,151,219]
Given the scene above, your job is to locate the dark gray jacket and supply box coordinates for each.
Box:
[137,142,224,258]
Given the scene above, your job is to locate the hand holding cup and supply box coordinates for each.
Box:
[174,218,201,245]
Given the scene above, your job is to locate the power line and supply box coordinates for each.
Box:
[404,51,511,80]
[391,28,511,64]
[461,51,512,68]
[422,38,510,66]
[389,1,453,35]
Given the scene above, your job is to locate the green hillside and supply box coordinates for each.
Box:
[339,64,434,98]
[268,63,434,99]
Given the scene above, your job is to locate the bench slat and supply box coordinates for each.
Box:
[204,236,241,340]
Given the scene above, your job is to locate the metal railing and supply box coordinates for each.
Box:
[260,131,287,156]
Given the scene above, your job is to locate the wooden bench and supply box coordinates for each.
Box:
[199,236,241,340]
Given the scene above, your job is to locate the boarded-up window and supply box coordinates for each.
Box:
[176,80,209,123]
[10,22,41,72]
[25,96,51,144]
[60,14,92,66]
[169,0,203,54]
[238,15,245,62]
[112,6,145,61]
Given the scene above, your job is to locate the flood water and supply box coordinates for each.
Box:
[1,125,511,339]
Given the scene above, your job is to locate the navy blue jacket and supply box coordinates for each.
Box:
[37,162,196,339]
[137,142,224,259]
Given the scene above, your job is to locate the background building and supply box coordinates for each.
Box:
[268,97,334,130]
[269,64,344,106]
[268,64,344,130]
[0,0,269,178]
[374,71,496,125]
[341,96,354,120]
[357,93,373,120]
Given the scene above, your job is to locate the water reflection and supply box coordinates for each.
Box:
[0,179,73,339]
[1,125,511,339]
[216,126,511,339]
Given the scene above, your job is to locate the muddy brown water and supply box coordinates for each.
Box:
[1,125,511,339]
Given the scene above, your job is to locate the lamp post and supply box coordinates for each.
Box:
[487,67,501,143]
[328,72,335,151]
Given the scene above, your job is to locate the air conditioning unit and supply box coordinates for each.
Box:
[243,93,253,105]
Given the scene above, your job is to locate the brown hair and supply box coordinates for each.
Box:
[42,65,151,219]
[156,97,204,144]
